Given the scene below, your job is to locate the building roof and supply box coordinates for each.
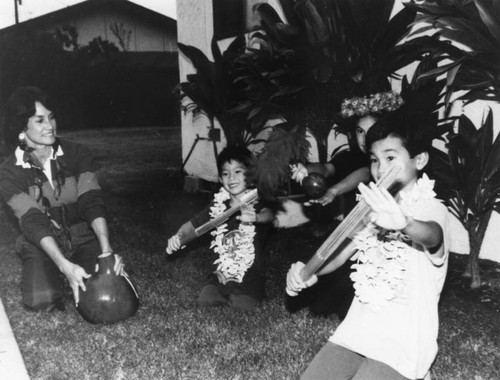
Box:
[0,0,176,34]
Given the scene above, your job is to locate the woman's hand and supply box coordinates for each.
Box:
[286,261,318,296]
[96,252,125,276]
[166,234,183,254]
[112,254,125,275]
[59,261,91,306]
[290,163,308,184]
[358,182,408,230]
[304,188,338,207]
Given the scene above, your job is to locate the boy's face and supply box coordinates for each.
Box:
[369,135,427,192]
[219,160,247,198]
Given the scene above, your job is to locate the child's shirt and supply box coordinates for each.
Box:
[330,187,450,379]
[190,197,272,300]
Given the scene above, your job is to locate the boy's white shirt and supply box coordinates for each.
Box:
[330,196,450,379]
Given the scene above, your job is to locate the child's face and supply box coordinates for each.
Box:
[369,135,427,192]
[355,115,378,154]
[219,159,247,198]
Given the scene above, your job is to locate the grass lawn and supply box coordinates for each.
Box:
[0,127,499,379]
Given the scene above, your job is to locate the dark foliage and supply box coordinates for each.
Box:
[235,0,417,193]
[0,26,180,138]
[402,0,500,105]
[433,109,500,287]
[175,35,252,147]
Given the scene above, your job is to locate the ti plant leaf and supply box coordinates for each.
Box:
[404,0,500,104]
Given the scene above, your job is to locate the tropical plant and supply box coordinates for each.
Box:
[175,35,262,151]
[402,0,500,104]
[391,0,500,287]
[433,109,500,288]
[235,0,417,195]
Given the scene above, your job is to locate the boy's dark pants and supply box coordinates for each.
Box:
[15,222,101,311]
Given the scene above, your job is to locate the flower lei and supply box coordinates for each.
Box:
[340,91,404,118]
[350,174,436,311]
[209,187,256,283]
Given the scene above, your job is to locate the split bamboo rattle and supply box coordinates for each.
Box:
[299,165,403,281]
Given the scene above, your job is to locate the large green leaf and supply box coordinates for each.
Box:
[475,0,500,44]
[404,0,500,102]
[178,43,214,83]
[373,7,416,54]
[277,0,299,26]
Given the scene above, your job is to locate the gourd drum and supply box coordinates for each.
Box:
[302,173,327,199]
[77,254,139,324]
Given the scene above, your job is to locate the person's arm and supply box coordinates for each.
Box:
[238,205,274,224]
[402,218,443,255]
[358,182,444,256]
[90,217,125,274]
[91,217,112,254]
[166,221,196,254]
[290,162,335,184]
[39,236,90,305]
[256,208,274,223]
[306,162,336,178]
[306,167,370,206]
[286,239,356,296]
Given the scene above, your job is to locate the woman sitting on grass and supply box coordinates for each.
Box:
[287,111,450,380]
[166,146,274,312]
[0,86,125,312]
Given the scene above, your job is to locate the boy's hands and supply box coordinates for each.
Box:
[214,270,230,285]
[358,182,408,231]
[166,234,184,254]
[286,261,318,296]
[237,203,258,223]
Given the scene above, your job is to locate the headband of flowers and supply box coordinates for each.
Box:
[340,91,404,118]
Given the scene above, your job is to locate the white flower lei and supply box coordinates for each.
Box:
[209,187,256,283]
[350,174,436,311]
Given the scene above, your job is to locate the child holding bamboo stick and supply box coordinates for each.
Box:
[286,112,450,380]
[166,146,274,312]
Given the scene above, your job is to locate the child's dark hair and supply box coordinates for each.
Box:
[365,110,432,158]
[216,145,254,174]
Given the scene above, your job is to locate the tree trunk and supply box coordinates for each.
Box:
[316,138,328,164]
[464,211,492,288]
[209,117,219,172]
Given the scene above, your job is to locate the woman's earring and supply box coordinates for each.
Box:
[18,132,26,141]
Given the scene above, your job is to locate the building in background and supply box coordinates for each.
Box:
[0,0,177,52]
[0,0,179,129]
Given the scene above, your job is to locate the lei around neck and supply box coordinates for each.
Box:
[350,174,437,310]
[209,187,256,283]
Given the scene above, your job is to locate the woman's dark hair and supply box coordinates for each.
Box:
[3,86,56,148]
[365,110,432,158]
[216,145,254,175]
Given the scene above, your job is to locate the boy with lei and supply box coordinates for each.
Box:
[166,146,274,312]
[286,111,450,380]
[287,91,404,319]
